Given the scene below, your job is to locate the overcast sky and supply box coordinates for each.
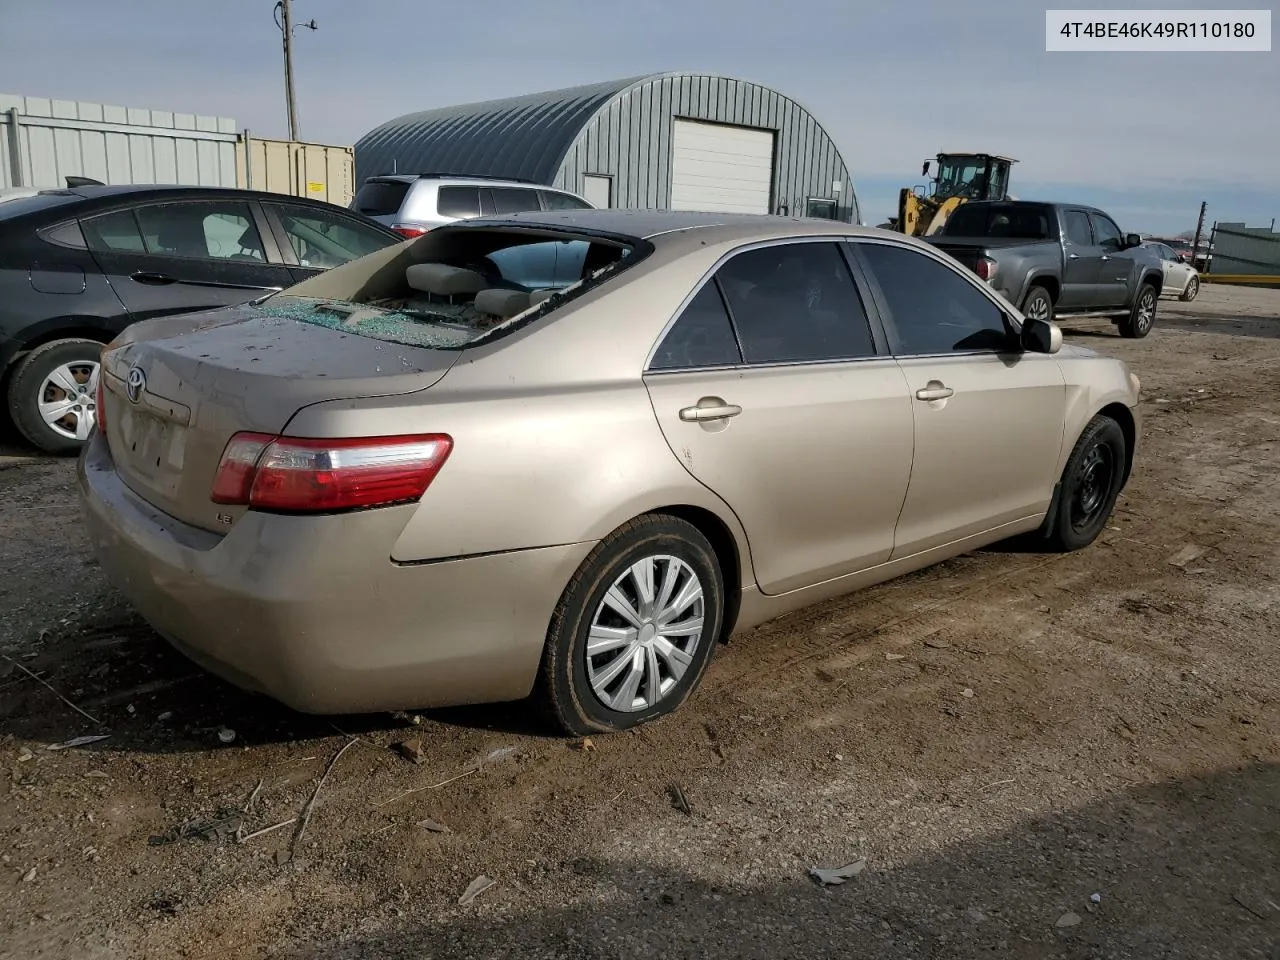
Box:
[2,0,1276,235]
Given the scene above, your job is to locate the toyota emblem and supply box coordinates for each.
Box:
[125,366,146,404]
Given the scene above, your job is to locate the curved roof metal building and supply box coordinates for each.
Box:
[355,72,860,223]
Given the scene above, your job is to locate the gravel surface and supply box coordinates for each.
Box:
[2,286,1278,959]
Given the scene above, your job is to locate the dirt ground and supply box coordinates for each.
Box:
[2,285,1278,960]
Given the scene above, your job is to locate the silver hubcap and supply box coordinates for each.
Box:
[1137,291,1155,331]
[1186,279,1198,299]
[39,361,100,441]
[1026,296,1050,321]
[586,555,705,713]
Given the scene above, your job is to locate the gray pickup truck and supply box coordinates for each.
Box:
[926,200,1165,338]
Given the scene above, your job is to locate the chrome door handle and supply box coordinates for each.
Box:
[1068,253,1079,260]
[915,382,954,402]
[679,402,742,422]
[1101,255,1111,261]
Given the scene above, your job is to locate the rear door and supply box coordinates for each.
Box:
[260,201,401,282]
[643,239,916,595]
[851,239,1066,559]
[1060,208,1101,308]
[80,199,294,322]
[485,187,544,215]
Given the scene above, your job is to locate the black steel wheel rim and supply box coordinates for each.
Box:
[1069,442,1115,532]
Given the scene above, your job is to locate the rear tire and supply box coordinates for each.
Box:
[1179,276,1199,302]
[1116,283,1158,339]
[6,338,105,455]
[537,514,725,736]
[1021,285,1055,324]
[1041,415,1127,552]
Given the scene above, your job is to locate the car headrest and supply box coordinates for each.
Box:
[405,263,487,297]
[474,288,531,319]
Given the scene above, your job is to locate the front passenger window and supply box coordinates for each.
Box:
[1090,214,1123,250]
[858,242,1011,355]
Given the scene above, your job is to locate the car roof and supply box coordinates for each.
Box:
[29,184,353,207]
[449,208,904,245]
[366,174,549,186]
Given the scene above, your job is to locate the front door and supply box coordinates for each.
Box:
[261,201,403,283]
[853,240,1067,559]
[80,199,294,322]
[1059,208,1102,309]
[643,240,915,595]
[1089,212,1135,310]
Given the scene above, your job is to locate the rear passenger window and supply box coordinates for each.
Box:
[650,283,743,371]
[1065,211,1093,246]
[715,242,876,364]
[437,186,480,219]
[81,209,146,253]
[542,190,591,210]
[858,242,1010,355]
[134,202,265,261]
[489,188,542,215]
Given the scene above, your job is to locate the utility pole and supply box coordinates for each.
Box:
[1190,200,1207,268]
[274,0,317,141]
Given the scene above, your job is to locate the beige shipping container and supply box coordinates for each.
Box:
[235,134,355,207]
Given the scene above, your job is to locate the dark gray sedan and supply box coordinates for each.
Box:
[0,185,400,453]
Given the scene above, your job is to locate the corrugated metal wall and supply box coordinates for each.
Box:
[1209,222,1280,275]
[236,137,356,207]
[0,93,239,190]
[555,74,860,223]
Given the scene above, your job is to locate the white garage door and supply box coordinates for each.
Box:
[670,119,775,214]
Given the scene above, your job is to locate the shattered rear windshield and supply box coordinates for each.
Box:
[263,229,643,350]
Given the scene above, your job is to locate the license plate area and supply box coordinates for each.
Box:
[116,395,191,496]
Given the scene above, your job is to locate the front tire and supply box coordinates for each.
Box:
[1116,283,1158,338]
[1042,415,1127,552]
[538,514,725,736]
[1180,276,1199,302]
[6,338,104,455]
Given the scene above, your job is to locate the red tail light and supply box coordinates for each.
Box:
[392,224,428,238]
[975,257,998,282]
[211,433,453,513]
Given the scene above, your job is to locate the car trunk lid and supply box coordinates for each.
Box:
[99,300,464,533]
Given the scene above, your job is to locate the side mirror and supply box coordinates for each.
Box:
[922,160,931,177]
[1020,317,1062,354]
[1123,232,1142,249]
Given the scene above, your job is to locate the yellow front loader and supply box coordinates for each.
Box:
[891,153,1017,237]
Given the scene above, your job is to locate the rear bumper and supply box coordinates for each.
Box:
[76,432,595,714]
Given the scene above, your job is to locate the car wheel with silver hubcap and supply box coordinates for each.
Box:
[1021,285,1055,324]
[539,514,725,735]
[1180,276,1199,302]
[6,337,105,456]
[1117,283,1157,339]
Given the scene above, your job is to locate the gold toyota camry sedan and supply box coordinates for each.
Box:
[78,209,1141,735]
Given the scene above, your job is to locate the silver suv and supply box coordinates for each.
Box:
[350,174,593,237]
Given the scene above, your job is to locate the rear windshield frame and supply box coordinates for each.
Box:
[460,223,654,348]
[268,221,654,352]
